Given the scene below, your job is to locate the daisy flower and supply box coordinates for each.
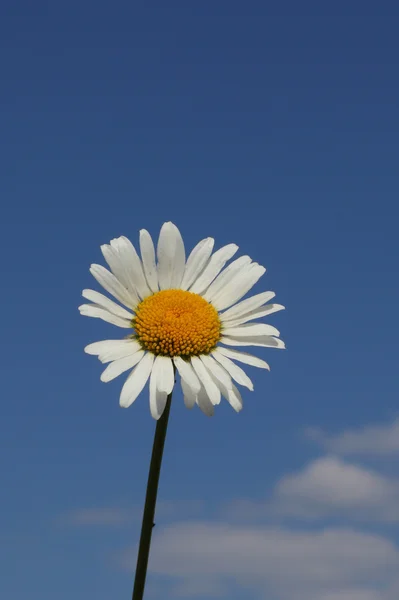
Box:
[79,222,285,418]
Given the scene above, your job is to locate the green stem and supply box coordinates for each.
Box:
[131,390,173,600]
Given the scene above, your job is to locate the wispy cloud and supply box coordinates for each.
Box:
[317,591,384,600]
[59,507,138,526]
[171,577,229,598]
[58,500,204,527]
[305,418,399,455]
[59,417,399,600]
[120,521,399,599]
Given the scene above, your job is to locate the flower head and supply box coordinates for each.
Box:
[79,222,285,418]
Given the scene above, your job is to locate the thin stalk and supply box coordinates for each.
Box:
[131,390,173,600]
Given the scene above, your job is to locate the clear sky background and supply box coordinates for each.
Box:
[1,2,399,599]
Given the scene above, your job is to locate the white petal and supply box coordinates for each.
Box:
[85,339,141,363]
[225,383,243,413]
[111,236,152,300]
[98,342,141,364]
[189,244,238,295]
[79,304,132,328]
[157,222,186,289]
[209,373,243,413]
[213,264,266,312]
[221,304,285,327]
[90,264,135,309]
[180,238,214,291]
[101,243,140,306]
[149,359,168,419]
[220,291,276,321]
[180,377,197,409]
[196,384,215,416]
[100,243,140,305]
[222,323,280,337]
[155,356,175,394]
[190,356,221,405]
[216,347,270,370]
[203,255,252,302]
[199,354,233,391]
[173,357,201,394]
[100,244,126,285]
[82,289,133,320]
[105,242,141,305]
[85,339,132,355]
[119,352,154,408]
[100,351,145,382]
[211,350,254,390]
[221,336,285,349]
[139,229,159,293]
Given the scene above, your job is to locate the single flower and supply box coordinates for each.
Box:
[79,222,285,418]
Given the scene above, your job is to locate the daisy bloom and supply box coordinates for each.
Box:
[79,222,285,418]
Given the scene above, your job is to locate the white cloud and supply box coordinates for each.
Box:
[121,521,399,599]
[228,456,399,523]
[305,418,399,455]
[271,456,399,521]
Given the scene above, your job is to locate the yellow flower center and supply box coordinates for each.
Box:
[132,289,221,357]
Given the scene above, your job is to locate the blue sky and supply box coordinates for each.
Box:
[1,1,399,599]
